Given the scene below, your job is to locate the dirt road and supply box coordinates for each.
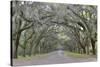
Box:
[13,50,97,66]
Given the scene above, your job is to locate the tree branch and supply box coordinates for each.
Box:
[20,23,33,32]
[67,7,89,32]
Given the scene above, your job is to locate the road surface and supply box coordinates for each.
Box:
[13,50,97,66]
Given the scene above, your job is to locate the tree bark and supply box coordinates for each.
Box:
[91,38,96,55]
[23,42,27,57]
[28,44,33,56]
[83,47,86,54]
[14,32,21,58]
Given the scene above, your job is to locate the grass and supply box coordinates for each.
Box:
[14,53,49,61]
[64,51,95,59]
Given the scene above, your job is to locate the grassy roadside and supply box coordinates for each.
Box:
[13,53,49,61]
[64,51,96,59]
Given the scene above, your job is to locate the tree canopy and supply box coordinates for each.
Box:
[11,1,97,59]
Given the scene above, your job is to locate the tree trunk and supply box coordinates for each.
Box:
[86,46,89,55]
[23,40,27,57]
[83,47,86,54]
[28,35,36,56]
[14,32,21,58]
[23,44,26,57]
[23,48,26,57]
[91,38,96,55]
[28,44,33,56]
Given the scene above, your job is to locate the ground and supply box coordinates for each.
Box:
[13,50,97,66]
